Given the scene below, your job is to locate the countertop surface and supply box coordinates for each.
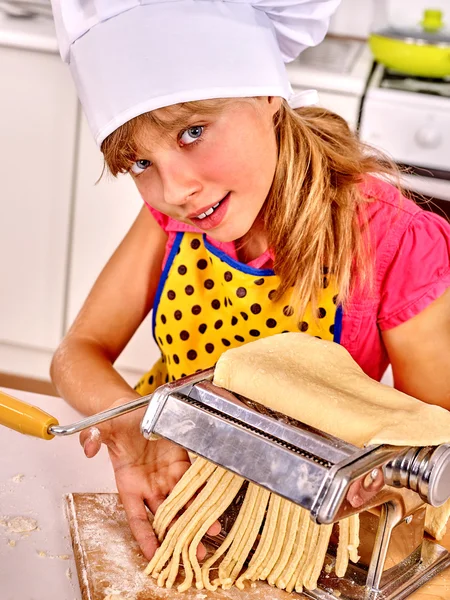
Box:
[0,388,116,600]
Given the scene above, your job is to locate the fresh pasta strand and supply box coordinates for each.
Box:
[276,507,310,591]
[303,524,333,591]
[349,514,360,563]
[257,498,292,580]
[222,486,269,589]
[178,473,244,592]
[162,469,233,589]
[145,465,224,576]
[335,517,350,578]
[154,459,216,540]
[267,503,302,586]
[201,483,258,591]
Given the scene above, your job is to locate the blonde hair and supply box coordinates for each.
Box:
[101,98,400,317]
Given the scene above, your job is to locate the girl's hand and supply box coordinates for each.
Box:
[79,402,220,561]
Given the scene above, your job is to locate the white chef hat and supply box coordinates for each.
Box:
[51,0,340,146]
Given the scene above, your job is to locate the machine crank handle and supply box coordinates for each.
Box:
[0,389,152,440]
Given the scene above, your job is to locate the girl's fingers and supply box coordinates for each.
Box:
[79,427,102,458]
[122,493,160,561]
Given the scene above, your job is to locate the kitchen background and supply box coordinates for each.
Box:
[0,0,449,394]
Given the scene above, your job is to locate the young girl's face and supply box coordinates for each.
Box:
[129,97,281,243]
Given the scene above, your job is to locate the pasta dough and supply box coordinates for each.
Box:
[146,332,450,592]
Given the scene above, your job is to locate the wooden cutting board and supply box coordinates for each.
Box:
[65,493,450,600]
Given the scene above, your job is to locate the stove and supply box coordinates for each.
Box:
[359,63,450,219]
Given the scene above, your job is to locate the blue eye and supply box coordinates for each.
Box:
[180,126,204,145]
[131,159,151,174]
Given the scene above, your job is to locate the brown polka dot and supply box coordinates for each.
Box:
[148,375,154,385]
[249,329,260,337]
[185,285,194,295]
[167,355,171,364]
[174,310,182,320]
[214,320,223,330]
[204,279,214,290]
[268,290,277,300]
[235,335,245,342]
[224,298,228,307]
[329,324,335,335]
[161,314,167,324]
[323,277,329,289]
[266,318,277,328]
[240,311,248,321]
[322,266,329,275]
[180,330,190,341]
[231,316,238,326]
[173,354,180,364]
[299,321,309,332]
[178,265,187,275]
[165,374,169,383]
[283,305,294,317]
[333,294,338,305]
[228,298,233,306]
[224,271,233,282]
[251,303,261,315]
[181,373,187,377]
[211,299,221,310]
[199,323,207,334]
[158,337,163,345]
[171,375,176,381]
[205,343,214,354]
[236,287,247,298]
[315,336,322,339]
[197,259,207,270]
[191,238,201,249]
[254,278,264,285]
[187,349,197,360]
[317,307,327,319]
[222,338,231,347]
[167,290,176,300]
[166,334,173,344]
[192,305,202,315]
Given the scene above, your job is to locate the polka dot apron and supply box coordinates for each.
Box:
[135,232,342,395]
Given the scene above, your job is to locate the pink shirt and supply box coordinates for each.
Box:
[147,177,450,381]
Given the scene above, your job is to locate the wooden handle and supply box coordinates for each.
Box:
[0,390,59,439]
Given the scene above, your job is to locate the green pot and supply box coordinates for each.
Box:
[369,33,450,79]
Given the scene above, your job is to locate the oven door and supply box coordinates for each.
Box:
[400,167,450,221]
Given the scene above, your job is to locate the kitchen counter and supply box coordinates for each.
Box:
[0,388,115,600]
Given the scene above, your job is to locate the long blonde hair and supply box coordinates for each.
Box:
[101,98,399,317]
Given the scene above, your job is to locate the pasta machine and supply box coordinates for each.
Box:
[2,368,450,599]
[141,369,450,600]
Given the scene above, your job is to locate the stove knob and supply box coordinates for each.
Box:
[415,126,442,149]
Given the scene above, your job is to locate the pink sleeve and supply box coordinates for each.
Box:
[378,211,450,330]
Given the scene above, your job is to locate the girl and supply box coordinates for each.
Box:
[50,0,450,562]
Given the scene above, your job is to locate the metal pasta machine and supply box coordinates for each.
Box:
[141,369,450,600]
[2,368,450,599]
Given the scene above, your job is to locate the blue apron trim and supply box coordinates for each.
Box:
[152,232,184,341]
[333,304,343,344]
[203,235,275,277]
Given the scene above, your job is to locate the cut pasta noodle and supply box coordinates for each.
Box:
[145,333,450,592]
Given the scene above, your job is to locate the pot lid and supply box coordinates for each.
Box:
[375,9,450,47]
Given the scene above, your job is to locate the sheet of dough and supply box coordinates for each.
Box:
[214,332,450,448]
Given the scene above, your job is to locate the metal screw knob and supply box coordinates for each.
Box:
[384,444,450,507]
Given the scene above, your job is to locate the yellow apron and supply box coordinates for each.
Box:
[135,232,342,395]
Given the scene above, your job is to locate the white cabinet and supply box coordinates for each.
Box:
[0,47,77,356]
[67,116,159,383]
